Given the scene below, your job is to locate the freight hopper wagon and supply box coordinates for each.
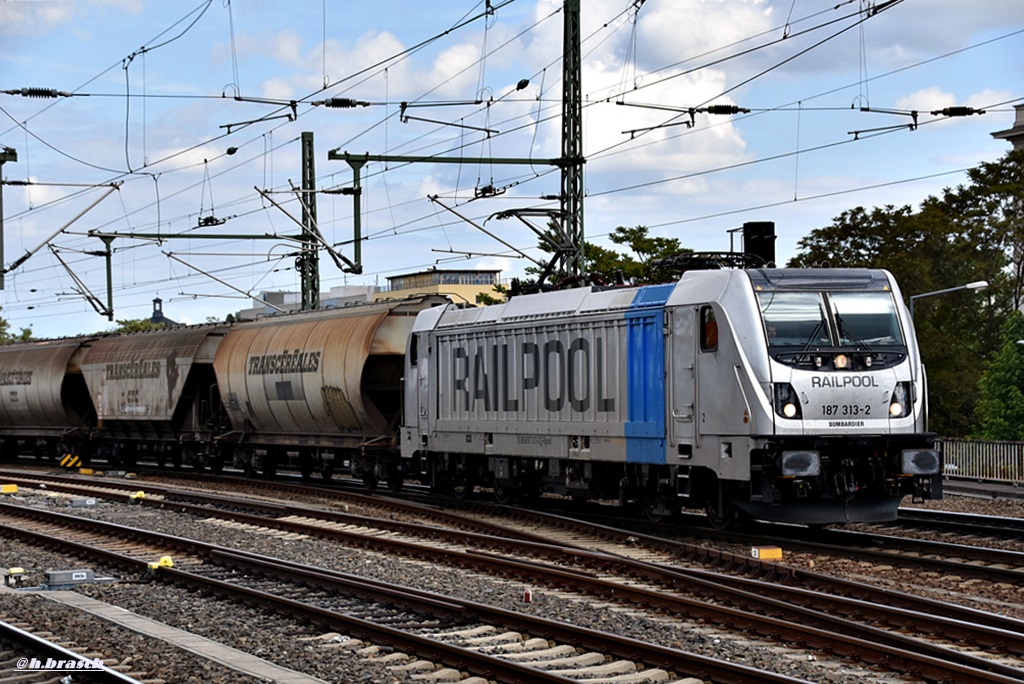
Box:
[214,295,447,481]
[77,326,229,468]
[401,268,941,526]
[0,326,229,468]
[0,337,95,463]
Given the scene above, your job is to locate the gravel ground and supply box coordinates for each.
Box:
[0,578,261,683]
[903,490,1024,516]
[0,487,924,683]
[0,539,413,683]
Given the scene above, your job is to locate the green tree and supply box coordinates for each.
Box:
[975,313,1024,440]
[942,148,1024,310]
[0,307,32,344]
[788,151,1024,437]
[477,283,508,306]
[526,224,688,287]
[605,226,685,283]
[109,318,167,334]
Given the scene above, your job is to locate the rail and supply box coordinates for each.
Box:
[940,438,1024,485]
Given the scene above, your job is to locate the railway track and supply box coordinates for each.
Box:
[0,618,148,684]
[764,525,1024,583]
[3,470,1024,682]
[0,499,812,684]
[896,506,1024,538]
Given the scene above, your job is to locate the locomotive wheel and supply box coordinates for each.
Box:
[705,493,749,530]
[386,471,403,494]
[704,496,732,530]
[641,492,668,523]
[643,506,664,523]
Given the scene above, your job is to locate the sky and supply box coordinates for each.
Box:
[1,0,1022,338]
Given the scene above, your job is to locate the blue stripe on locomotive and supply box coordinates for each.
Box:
[624,283,674,463]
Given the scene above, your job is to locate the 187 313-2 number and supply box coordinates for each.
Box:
[821,404,871,417]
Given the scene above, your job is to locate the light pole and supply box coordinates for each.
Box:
[909,281,988,319]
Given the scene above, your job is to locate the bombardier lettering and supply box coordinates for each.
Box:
[248,349,321,375]
[451,337,616,414]
[810,375,880,389]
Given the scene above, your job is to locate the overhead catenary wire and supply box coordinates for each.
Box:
[1,0,1018,329]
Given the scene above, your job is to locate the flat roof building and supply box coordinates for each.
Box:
[233,268,505,320]
[374,268,505,305]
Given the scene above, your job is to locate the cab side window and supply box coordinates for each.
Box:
[700,306,718,352]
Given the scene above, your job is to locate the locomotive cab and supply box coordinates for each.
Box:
[736,269,940,524]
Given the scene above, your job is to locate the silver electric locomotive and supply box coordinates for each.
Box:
[402,267,940,526]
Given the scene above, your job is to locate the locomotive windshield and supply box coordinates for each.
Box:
[758,291,904,348]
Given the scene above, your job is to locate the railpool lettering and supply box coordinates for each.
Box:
[0,369,32,385]
[810,375,879,388]
[106,360,161,380]
[452,337,615,413]
[248,349,322,375]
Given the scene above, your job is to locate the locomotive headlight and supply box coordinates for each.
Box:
[889,382,910,418]
[773,383,802,420]
[901,448,940,475]
[834,354,849,370]
[781,450,820,477]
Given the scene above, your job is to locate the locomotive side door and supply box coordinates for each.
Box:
[667,306,697,450]
[402,332,430,439]
[694,304,754,481]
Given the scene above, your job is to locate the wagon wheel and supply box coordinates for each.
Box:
[451,471,473,500]
[386,469,404,494]
[518,482,542,503]
[362,473,379,492]
[320,462,335,481]
[492,481,514,505]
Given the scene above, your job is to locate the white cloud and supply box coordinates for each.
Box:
[269,30,305,67]
[0,1,75,36]
[895,86,955,114]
